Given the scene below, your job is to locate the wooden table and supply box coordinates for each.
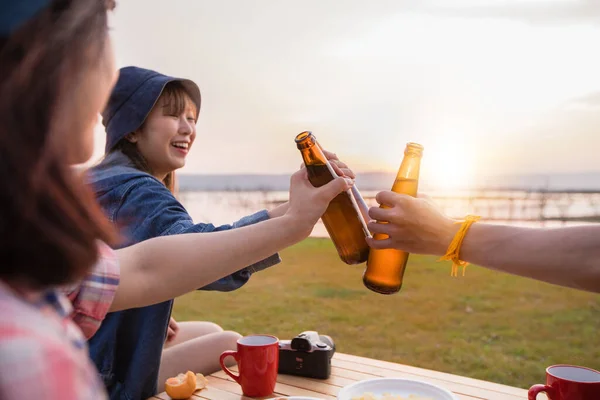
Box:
[150,353,535,400]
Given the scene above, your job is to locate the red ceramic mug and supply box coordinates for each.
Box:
[219,334,279,397]
[529,365,600,400]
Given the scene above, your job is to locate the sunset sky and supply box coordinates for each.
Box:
[93,0,600,188]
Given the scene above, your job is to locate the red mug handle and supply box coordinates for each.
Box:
[220,350,240,383]
[528,384,555,400]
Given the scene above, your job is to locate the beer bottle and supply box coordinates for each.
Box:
[295,131,370,265]
[363,142,424,294]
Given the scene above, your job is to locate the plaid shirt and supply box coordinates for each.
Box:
[0,242,120,400]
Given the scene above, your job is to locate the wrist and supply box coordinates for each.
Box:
[435,218,460,256]
[280,213,314,241]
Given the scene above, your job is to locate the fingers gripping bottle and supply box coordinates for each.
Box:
[363,142,424,294]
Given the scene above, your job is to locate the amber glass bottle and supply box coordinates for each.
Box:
[363,142,424,294]
[295,131,370,265]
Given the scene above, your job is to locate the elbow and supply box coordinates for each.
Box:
[198,276,250,292]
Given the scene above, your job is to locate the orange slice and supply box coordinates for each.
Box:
[195,373,209,390]
[165,371,197,399]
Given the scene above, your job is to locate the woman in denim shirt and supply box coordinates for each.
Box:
[87,66,355,400]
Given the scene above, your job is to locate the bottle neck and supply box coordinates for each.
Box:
[296,131,328,166]
[295,131,316,150]
[404,142,424,158]
[396,143,423,181]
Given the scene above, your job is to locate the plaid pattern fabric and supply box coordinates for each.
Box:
[0,242,120,399]
[65,242,120,339]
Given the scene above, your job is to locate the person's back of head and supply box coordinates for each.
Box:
[0,0,117,289]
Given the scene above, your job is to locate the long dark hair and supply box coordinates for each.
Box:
[112,81,196,194]
[0,0,116,288]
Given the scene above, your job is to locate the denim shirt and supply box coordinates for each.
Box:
[86,151,281,400]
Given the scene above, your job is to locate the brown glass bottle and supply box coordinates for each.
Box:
[363,142,424,294]
[295,131,370,265]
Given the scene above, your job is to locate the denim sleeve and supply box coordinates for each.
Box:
[116,177,281,292]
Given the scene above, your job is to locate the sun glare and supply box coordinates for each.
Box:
[423,138,475,190]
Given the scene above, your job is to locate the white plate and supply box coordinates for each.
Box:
[337,378,458,400]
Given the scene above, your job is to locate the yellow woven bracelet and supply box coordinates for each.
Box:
[438,215,481,277]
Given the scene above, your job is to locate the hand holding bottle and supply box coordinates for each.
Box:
[366,192,456,256]
[319,149,356,179]
[363,142,424,294]
[284,168,354,238]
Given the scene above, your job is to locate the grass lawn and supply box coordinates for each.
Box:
[172,238,600,389]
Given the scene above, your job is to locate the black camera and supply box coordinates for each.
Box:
[278,331,335,379]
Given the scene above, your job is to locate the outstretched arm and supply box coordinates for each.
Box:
[367,191,600,293]
[110,170,353,311]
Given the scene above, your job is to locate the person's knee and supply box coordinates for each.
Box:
[204,322,225,334]
[220,330,242,347]
[219,331,242,367]
[179,320,224,335]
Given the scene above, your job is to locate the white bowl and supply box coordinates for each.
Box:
[337,378,458,400]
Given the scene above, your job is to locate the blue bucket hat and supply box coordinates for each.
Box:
[0,0,51,37]
[102,66,201,153]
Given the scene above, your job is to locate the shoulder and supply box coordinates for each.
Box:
[87,163,159,190]
[89,166,172,220]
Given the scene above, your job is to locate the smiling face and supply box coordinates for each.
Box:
[125,82,198,180]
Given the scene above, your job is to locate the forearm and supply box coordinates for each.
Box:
[268,202,289,219]
[111,215,305,311]
[459,224,600,293]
